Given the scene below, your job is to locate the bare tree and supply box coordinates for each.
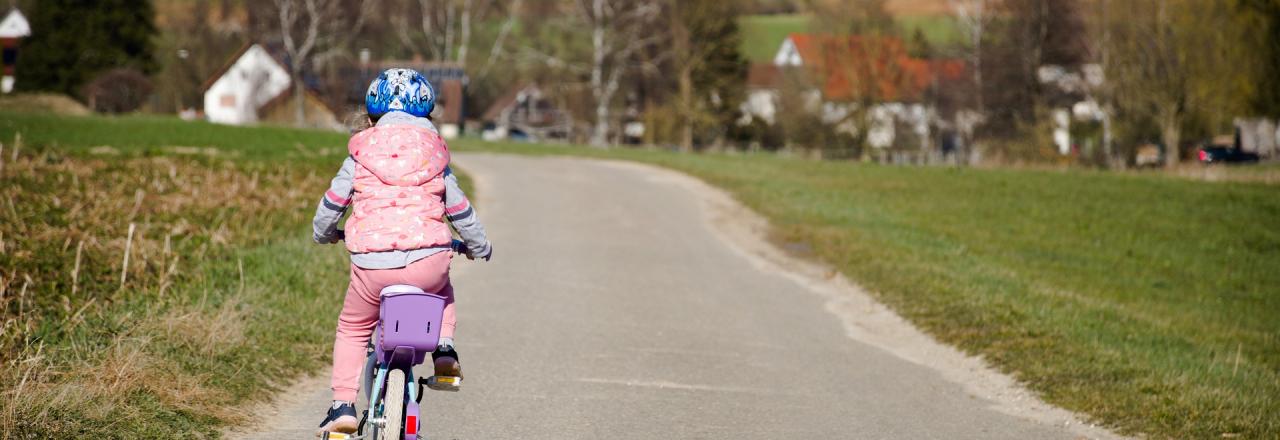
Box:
[384,0,525,132]
[949,0,991,115]
[1085,0,1118,167]
[1103,0,1251,166]
[581,0,662,147]
[517,0,661,146]
[392,0,524,81]
[393,0,475,64]
[268,0,369,125]
[475,0,523,81]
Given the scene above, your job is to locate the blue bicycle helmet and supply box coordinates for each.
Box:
[366,68,435,119]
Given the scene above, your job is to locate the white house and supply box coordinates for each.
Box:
[1038,64,1107,155]
[772,35,805,67]
[202,44,293,125]
[1,8,33,93]
[202,43,343,130]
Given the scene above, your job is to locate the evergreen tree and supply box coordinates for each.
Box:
[669,0,748,150]
[16,0,158,96]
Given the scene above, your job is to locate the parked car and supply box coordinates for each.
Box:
[1198,146,1260,164]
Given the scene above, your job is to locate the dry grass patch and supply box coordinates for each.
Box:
[0,147,332,437]
[0,94,91,116]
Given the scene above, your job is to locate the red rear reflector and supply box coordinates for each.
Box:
[406,415,418,435]
[1199,150,1207,161]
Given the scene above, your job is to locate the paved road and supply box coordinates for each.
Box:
[239,154,1095,439]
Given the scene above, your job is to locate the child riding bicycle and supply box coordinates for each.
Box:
[311,68,493,435]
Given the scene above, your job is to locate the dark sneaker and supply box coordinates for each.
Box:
[316,401,358,436]
[432,345,463,379]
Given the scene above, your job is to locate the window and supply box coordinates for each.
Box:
[220,94,236,108]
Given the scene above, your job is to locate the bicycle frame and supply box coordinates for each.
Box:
[322,240,470,440]
[358,286,448,440]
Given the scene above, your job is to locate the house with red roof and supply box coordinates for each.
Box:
[774,33,964,102]
[743,33,967,150]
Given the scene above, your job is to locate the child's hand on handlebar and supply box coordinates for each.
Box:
[314,229,345,244]
[452,240,493,261]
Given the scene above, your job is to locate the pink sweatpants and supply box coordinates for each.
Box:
[331,251,455,402]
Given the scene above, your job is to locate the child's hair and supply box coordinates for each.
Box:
[345,111,375,135]
[345,110,434,135]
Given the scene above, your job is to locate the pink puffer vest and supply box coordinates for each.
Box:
[344,125,452,254]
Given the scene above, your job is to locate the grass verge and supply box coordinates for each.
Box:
[448,140,1280,439]
[0,111,358,437]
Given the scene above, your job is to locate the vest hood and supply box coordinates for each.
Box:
[348,125,450,187]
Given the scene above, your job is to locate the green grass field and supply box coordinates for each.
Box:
[739,14,812,62]
[2,111,1277,438]
[896,14,962,47]
[447,141,1280,438]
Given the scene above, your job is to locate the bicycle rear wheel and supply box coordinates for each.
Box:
[381,369,405,440]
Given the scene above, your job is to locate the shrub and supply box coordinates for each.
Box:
[82,68,154,114]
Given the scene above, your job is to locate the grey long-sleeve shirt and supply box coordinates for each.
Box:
[312,112,490,269]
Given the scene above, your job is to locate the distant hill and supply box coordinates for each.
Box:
[153,0,248,31]
[738,5,961,63]
[739,14,812,63]
[885,0,953,15]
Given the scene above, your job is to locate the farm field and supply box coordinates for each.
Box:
[1,111,1277,438]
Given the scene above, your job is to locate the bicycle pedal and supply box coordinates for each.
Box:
[320,431,354,440]
[426,375,462,391]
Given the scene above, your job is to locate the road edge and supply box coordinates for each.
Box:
[591,158,1127,440]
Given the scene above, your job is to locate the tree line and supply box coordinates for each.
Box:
[946,0,1280,167]
[11,0,1280,167]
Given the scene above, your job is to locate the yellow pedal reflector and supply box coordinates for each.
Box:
[321,432,352,440]
[427,375,462,391]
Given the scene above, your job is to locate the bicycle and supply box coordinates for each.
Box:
[321,239,469,440]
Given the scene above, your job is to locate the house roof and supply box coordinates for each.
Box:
[0,9,31,38]
[782,33,965,102]
[201,42,340,117]
[199,43,296,112]
[260,87,341,126]
[481,83,537,122]
[746,63,782,90]
[363,61,467,81]
[199,42,282,93]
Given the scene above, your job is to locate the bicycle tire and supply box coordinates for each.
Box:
[381,369,405,440]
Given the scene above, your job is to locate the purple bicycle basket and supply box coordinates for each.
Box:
[377,285,447,366]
